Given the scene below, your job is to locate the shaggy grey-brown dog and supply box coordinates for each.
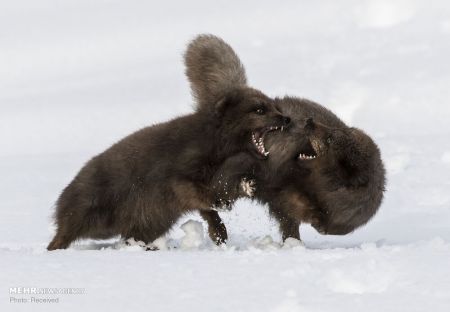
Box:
[186,34,386,242]
[47,36,290,250]
[255,102,386,239]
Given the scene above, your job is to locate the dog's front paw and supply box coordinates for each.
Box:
[240,178,256,197]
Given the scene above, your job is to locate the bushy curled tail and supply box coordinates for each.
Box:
[184,34,247,111]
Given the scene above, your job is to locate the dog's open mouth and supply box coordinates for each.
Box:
[298,139,320,161]
[252,126,284,157]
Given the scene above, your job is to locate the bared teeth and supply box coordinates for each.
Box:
[252,125,285,157]
[298,153,317,160]
[251,131,269,157]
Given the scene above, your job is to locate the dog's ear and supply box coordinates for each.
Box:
[184,34,247,113]
[213,95,234,118]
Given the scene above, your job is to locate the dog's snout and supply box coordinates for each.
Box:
[282,116,291,126]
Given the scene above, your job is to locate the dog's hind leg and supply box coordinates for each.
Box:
[47,226,79,250]
[47,193,104,251]
[199,210,228,245]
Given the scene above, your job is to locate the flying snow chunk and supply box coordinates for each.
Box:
[282,237,304,249]
[250,235,281,250]
[180,220,205,250]
[152,237,168,250]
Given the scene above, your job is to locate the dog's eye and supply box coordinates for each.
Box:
[255,107,266,115]
[326,136,333,144]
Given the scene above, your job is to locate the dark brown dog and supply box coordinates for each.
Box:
[47,36,290,250]
[186,34,386,242]
[255,105,386,239]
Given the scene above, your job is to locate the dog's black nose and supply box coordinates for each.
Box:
[282,116,291,126]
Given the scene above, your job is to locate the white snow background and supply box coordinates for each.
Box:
[1,0,450,311]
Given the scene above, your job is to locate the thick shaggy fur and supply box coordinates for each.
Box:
[258,99,386,238]
[186,34,386,241]
[47,38,290,250]
[185,34,248,112]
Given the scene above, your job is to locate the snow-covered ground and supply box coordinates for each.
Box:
[1,0,450,311]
